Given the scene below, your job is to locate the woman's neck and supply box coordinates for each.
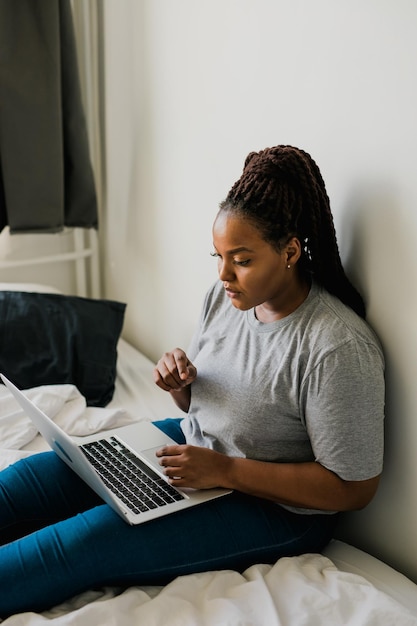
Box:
[255,279,311,323]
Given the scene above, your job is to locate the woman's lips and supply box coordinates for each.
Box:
[225,287,240,299]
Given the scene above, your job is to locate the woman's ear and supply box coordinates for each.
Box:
[285,237,302,266]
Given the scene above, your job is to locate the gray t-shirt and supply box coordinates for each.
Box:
[181,280,385,514]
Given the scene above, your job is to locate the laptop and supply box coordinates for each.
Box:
[0,374,231,525]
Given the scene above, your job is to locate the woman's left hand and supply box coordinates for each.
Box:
[155,444,229,490]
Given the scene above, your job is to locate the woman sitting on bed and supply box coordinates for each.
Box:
[0,145,384,618]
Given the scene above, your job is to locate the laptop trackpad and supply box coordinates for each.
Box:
[140,445,167,476]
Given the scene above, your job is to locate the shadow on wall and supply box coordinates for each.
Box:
[334,184,417,582]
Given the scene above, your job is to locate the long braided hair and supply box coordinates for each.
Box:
[219,145,366,318]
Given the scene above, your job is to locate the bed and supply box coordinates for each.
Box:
[1,283,417,625]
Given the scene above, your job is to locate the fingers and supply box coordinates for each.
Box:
[156,444,202,480]
[155,444,181,459]
[153,348,197,391]
[156,445,185,482]
[173,351,197,384]
[155,445,225,490]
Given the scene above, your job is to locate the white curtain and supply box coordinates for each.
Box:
[71,0,104,216]
[71,0,103,297]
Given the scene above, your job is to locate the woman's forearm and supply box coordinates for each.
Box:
[158,443,380,512]
[169,386,191,412]
[222,456,380,512]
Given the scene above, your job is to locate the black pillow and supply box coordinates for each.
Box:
[0,291,126,407]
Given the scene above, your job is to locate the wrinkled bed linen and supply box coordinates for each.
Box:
[2,554,417,625]
[0,383,135,470]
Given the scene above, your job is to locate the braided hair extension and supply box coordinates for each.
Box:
[219,145,366,318]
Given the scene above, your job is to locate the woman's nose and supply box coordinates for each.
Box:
[218,259,234,282]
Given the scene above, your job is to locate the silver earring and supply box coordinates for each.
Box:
[287,264,291,269]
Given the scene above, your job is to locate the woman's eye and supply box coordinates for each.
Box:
[234,259,250,266]
[210,252,250,266]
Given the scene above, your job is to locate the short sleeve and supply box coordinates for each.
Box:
[301,338,385,481]
[187,282,220,361]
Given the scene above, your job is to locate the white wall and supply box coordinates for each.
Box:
[102,0,417,582]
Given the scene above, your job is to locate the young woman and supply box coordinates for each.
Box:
[0,145,384,617]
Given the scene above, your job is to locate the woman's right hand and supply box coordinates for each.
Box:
[153,348,197,393]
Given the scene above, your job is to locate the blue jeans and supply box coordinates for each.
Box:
[0,419,337,617]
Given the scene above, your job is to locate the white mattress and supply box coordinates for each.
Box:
[1,334,417,624]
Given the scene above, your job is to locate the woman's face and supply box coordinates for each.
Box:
[212,211,305,320]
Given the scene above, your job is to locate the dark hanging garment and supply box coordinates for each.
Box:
[0,0,98,233]
[0,161,7,232]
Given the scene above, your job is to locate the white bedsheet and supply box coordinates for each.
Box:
[1,339,416,625]
[2,554,417,625]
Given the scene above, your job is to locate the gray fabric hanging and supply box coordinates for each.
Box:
[0,0,98,233]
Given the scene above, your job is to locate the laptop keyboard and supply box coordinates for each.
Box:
[80,436,185,515]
